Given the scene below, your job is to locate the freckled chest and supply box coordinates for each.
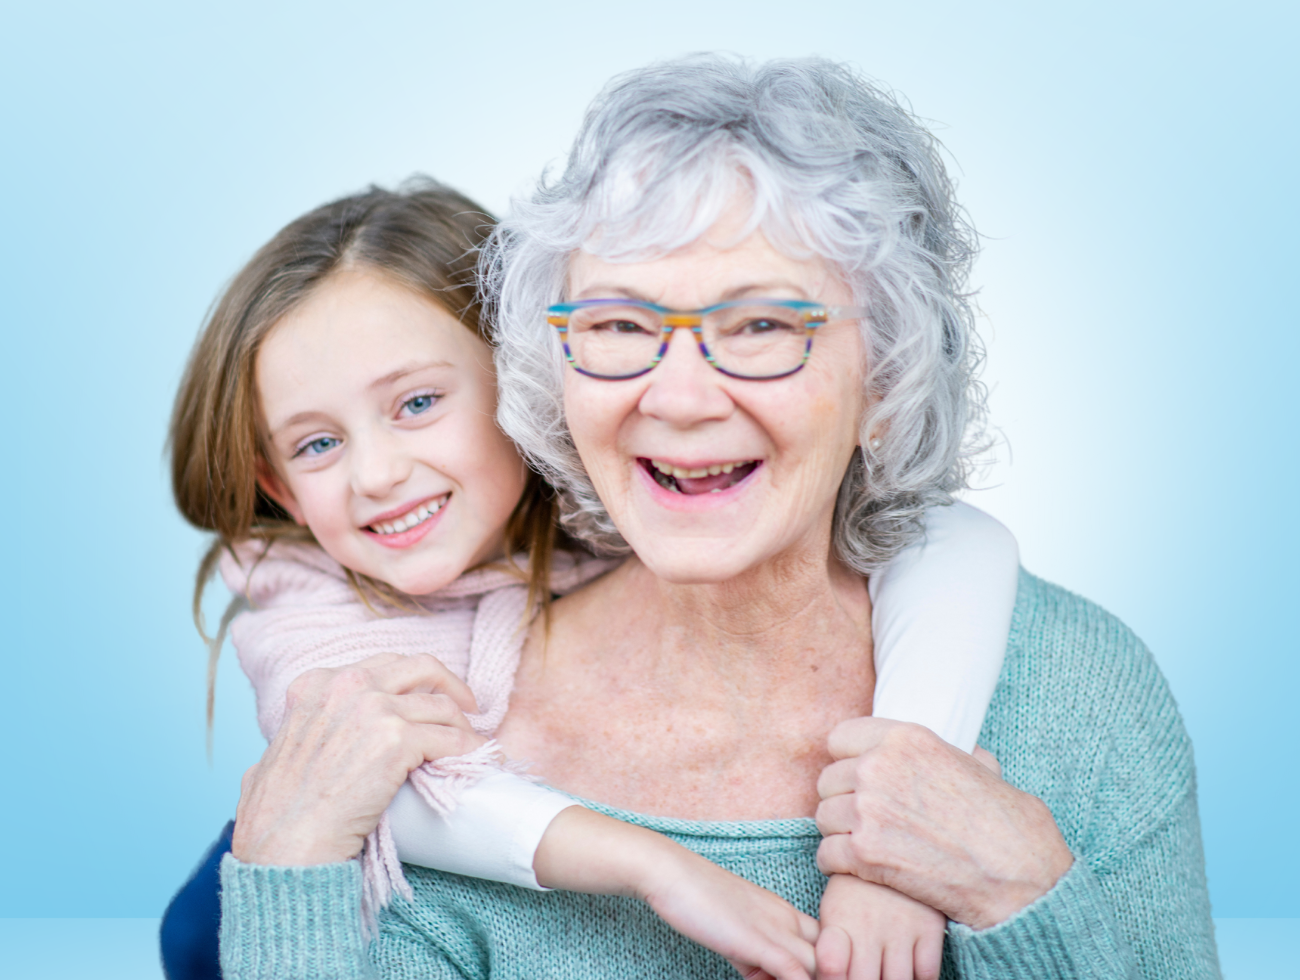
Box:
[496,636,874,820]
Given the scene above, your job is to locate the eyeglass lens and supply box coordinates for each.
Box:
[563,303,812,379]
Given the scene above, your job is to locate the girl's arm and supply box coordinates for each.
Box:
[391,780,819,980]
[868,499,1019,752]
[815,501,1019,979]
[224,539,818,975]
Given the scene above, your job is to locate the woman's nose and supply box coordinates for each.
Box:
[349,429,414,499]
[636,326,734,426]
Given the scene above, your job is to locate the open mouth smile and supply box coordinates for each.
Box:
[366,494,449,536]
[641,458,760,495]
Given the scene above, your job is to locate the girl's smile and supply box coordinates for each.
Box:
[254,267,528,596]
[360,492,451,547]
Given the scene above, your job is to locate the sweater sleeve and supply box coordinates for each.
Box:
[869,501,1019,752]
[218,855,470,980]
[953,573,1223,980]
[944,788,1219,979]
[219,854,375,980]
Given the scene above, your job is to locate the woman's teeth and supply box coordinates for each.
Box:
[651,460,741,479]
[646,459,757,494]
[369,496,445,535]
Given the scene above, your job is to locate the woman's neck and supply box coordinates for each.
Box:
[497,546,876,820]
[612,550,871,680]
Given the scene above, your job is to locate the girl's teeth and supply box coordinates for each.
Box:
[370,497,445,535]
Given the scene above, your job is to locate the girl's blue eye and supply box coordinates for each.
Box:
[404,394,437,415]
[300,436,340,457]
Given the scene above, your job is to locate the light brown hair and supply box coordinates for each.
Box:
[168,178,557,732]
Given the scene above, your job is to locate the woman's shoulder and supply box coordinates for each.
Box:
[985,571,1197,866]
[1001,570,1182,718]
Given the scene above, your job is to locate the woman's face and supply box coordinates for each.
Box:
[564,211,868,584]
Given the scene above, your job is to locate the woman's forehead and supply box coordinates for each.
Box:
[567,227,846,307]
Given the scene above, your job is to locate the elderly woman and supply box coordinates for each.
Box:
[220,57,1219,978]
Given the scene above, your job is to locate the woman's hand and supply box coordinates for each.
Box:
[231,653,485,867]
[815,718,1074,931]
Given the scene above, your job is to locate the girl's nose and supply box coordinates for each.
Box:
[350,429,414,499]
[637,326,734,427]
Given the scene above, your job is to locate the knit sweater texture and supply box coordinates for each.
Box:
[220,571,1222,979]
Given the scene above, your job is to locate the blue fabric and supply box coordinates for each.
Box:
[160,820,234,980]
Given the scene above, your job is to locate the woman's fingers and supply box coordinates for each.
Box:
[816,717,1074,930]
[817,756,862,800]
[391,692,478,731]
[814,791,861,837]
[407,717,487,763]
[825,716,897,761]
[234,651,489,867]
[815,831,865,878]
[347,653,480,711]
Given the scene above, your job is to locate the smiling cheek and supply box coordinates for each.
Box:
[291,475,366,566]
[565,380,636,504]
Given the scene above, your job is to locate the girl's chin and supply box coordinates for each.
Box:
[354,547,467,598]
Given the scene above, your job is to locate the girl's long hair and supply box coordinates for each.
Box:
[168,178,558,736]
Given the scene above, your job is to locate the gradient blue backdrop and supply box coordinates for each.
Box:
[2,0,1295,919]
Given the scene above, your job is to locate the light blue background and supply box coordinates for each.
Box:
[1,0,1295,928]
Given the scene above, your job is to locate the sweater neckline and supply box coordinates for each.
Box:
[576,796,821,840]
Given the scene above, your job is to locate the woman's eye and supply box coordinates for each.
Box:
[595,319,650,335]
[296,436,340,457]
[740,317,796,335]
[402,393,438,416]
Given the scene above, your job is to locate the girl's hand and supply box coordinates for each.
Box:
[815,874,944,980]
[232,653,485,866]
[533,807,818,980]
[645,850,820,980]
[815,718,1073,931]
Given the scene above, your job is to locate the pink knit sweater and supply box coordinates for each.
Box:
[219,540,617,919]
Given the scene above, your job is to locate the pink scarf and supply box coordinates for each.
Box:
[219,540,617,927]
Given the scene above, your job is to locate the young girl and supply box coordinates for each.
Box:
[162,179,1019,980]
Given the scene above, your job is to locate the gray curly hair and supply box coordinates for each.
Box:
[483,54,988,571]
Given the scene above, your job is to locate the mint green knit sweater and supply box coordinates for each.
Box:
[220,572,1221,978]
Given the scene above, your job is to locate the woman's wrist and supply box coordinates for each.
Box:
[231,811,364,867]
[955,796,1075,930]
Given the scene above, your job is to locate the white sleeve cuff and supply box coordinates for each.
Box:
[387,771,581,890]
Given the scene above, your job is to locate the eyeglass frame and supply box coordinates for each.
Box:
[546,298,866,381]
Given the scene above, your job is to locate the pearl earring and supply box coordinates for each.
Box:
[868,436,883,451]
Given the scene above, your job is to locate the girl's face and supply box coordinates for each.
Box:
[256,266,527,596]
